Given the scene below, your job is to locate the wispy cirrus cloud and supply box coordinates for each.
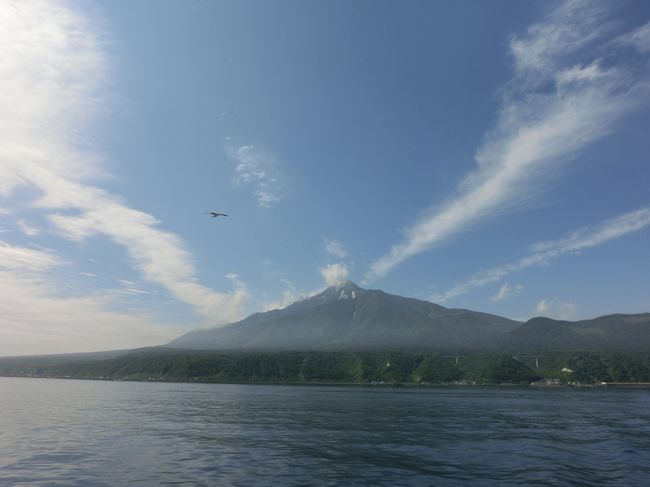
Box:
[227,144,283,207]
[0,241,185,355]
[432,207,650,303]
[263,263,352,312]
[324,238,348,259]
[535,298,577,321]
[17,219,40,237]
[116,279,158,297]
[0,0,248,340]
[491,282,523,302]
[320,262,349,287]
[264,257,353,311]
[262,278,303,311]
[47,201,248,320]
[0,241,60,272]
[617,20,650,53]
[365,0,650,283]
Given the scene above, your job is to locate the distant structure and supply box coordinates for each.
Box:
[513,355,545,369]
[442,355,465,366]
[204,212,228,218]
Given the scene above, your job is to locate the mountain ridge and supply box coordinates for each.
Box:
[169,281,650,352]
[169,281,521,351]
[505,312,650,351]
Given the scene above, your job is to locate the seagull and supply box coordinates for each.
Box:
[204,211,228,218]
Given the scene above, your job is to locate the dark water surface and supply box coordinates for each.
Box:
[1,378,649,486]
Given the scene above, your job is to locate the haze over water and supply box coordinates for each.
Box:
[1,378,649,486]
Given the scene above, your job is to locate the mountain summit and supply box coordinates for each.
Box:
[168,282,521,351]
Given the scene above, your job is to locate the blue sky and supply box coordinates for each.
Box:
[1,0,649,355]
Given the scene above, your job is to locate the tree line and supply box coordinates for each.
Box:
[2,350,650,385]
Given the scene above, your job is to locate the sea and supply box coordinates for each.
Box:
[0,377,649,486]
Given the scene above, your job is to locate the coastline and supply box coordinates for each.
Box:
[3,374,649,389]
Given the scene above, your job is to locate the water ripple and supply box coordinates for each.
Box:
[1,379,649,485]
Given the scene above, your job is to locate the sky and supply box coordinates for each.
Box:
[1,0,649,355]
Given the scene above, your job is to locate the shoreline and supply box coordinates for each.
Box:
[2,374,649,389]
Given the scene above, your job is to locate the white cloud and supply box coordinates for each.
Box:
[0,241,60,271]
[432,207,650,303]
[319,263,349,287]
[535,299,548,314]
[225,272,248,296]
[116,278,157,296]
[0,270,183,356]
[491,282,523,302]
[263,289,301,312]
[43,190,249,322]
[530,208,650,255]
[0,241,183,355]
[227,144,282,207]
[365,1,649,283]
[262,278,324,311]
[262,278,299,311]
[535,298,577,320]
[17,219,40,237]
[509,0,610,80]
[617,21,650,53]
[0,1,248,332]
[324,238,347,258]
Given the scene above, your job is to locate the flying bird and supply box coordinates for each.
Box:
[204,212,228,218]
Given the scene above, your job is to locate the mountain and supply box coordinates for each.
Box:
[169,281,521,351]
[504,313,650,351]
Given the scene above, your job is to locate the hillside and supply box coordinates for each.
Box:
[505,313,650,351]
[3,349,650,385]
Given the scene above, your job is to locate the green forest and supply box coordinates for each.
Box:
[2,350,650,385]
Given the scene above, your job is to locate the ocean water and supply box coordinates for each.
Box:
[0,378,649,486]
